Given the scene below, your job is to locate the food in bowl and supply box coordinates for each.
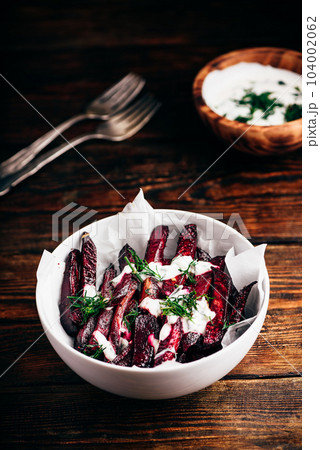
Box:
[36,190,269,398]
[202,62,302,125]
[59,224,256,368]
[193,47,302,155]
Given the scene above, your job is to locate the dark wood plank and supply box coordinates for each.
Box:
[0,141,301,246]
[0,379,301,448]
[0,45,301,247]
[2,1,301,52]
[0,45,302,141]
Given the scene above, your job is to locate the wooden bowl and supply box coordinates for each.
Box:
[193,47,302,156]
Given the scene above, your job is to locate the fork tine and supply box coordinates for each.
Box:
[122,95,157,125]
[124,98,161,131]
[110,77,146,110]
[111,93,151,123]
[116,100,161,141]
[96,73,138,103]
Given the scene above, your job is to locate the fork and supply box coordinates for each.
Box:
[0,73,145,177]
[0,93,160,196]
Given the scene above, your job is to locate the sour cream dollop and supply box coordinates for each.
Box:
[202,62,302,126]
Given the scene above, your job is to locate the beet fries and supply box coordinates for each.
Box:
[161,224,197,296]
[108,276,139,357]
[59,249,82,336]
[118,244,135,271]
[178,269,213,361]
[145,225,169,264]
[229,281,257,325]
[100,264,116,298]
[60,225,257,368]
[203,269,232,349]
[133,313,160,367]
[176,224,197,258]
[80,232,97,295]
[133,276,162,367]
[86,265,117,354]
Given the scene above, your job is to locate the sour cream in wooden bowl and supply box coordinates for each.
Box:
[202,62,302,126]
[193,47,302,156]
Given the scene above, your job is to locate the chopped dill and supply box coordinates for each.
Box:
[293,86,302,98]
[68,292,110,324]
[124,249,163,283]
[235,115,250,123]
[83,339,106,359]
[123,305,140,331]
[233,89,283,123]
[178,260,197,284]
[222,319,233,331]
[284,103,302,122]
[161,290,200,320]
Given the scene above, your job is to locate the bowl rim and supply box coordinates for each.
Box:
[36,208,270,375]
[192,46,302,131]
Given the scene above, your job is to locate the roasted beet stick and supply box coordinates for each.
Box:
[161,225,197,296]
[118,244,136,271]
[196,247,212,262]
[229,281,257,325]
[178,269,213,361]
[145,225,169,264]
[139,277,162,303]
[100,263,116,298]
[80,232,97,294]
[74,315,97,352]
[108,276,139,353]
[154,317,184,366]
[203,269,231,348]
[193,270,213,297]
[113,340,134,367]
[210,255,226,271]
[87,307,114,351]
[59,249,82,336]
[133,313,160,367]
[175,224,197,258]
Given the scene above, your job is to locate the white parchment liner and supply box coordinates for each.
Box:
[37,189,267,354]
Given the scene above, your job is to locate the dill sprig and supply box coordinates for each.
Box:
[68,292,110,324]
[235,115,251,123]
[178,260,197,285]
[161,290,200,320]
[123,305,139,331]
[202,293,213,304]
[284,103,302,122]
[222,319,233,331]
[233,88,283,123]
[124,249,163,283]
[83,340,106,359]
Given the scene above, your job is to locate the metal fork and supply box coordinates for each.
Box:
[0,73,145,177]
[0,93,160,196]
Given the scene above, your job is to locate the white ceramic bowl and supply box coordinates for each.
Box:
[36,210,269,399]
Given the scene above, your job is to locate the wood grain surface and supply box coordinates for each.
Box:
[0,1,301,448]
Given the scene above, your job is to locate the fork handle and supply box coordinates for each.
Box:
[0,132,100,196]
[0,113,89,177]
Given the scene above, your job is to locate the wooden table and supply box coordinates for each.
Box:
[0,2,301,448]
